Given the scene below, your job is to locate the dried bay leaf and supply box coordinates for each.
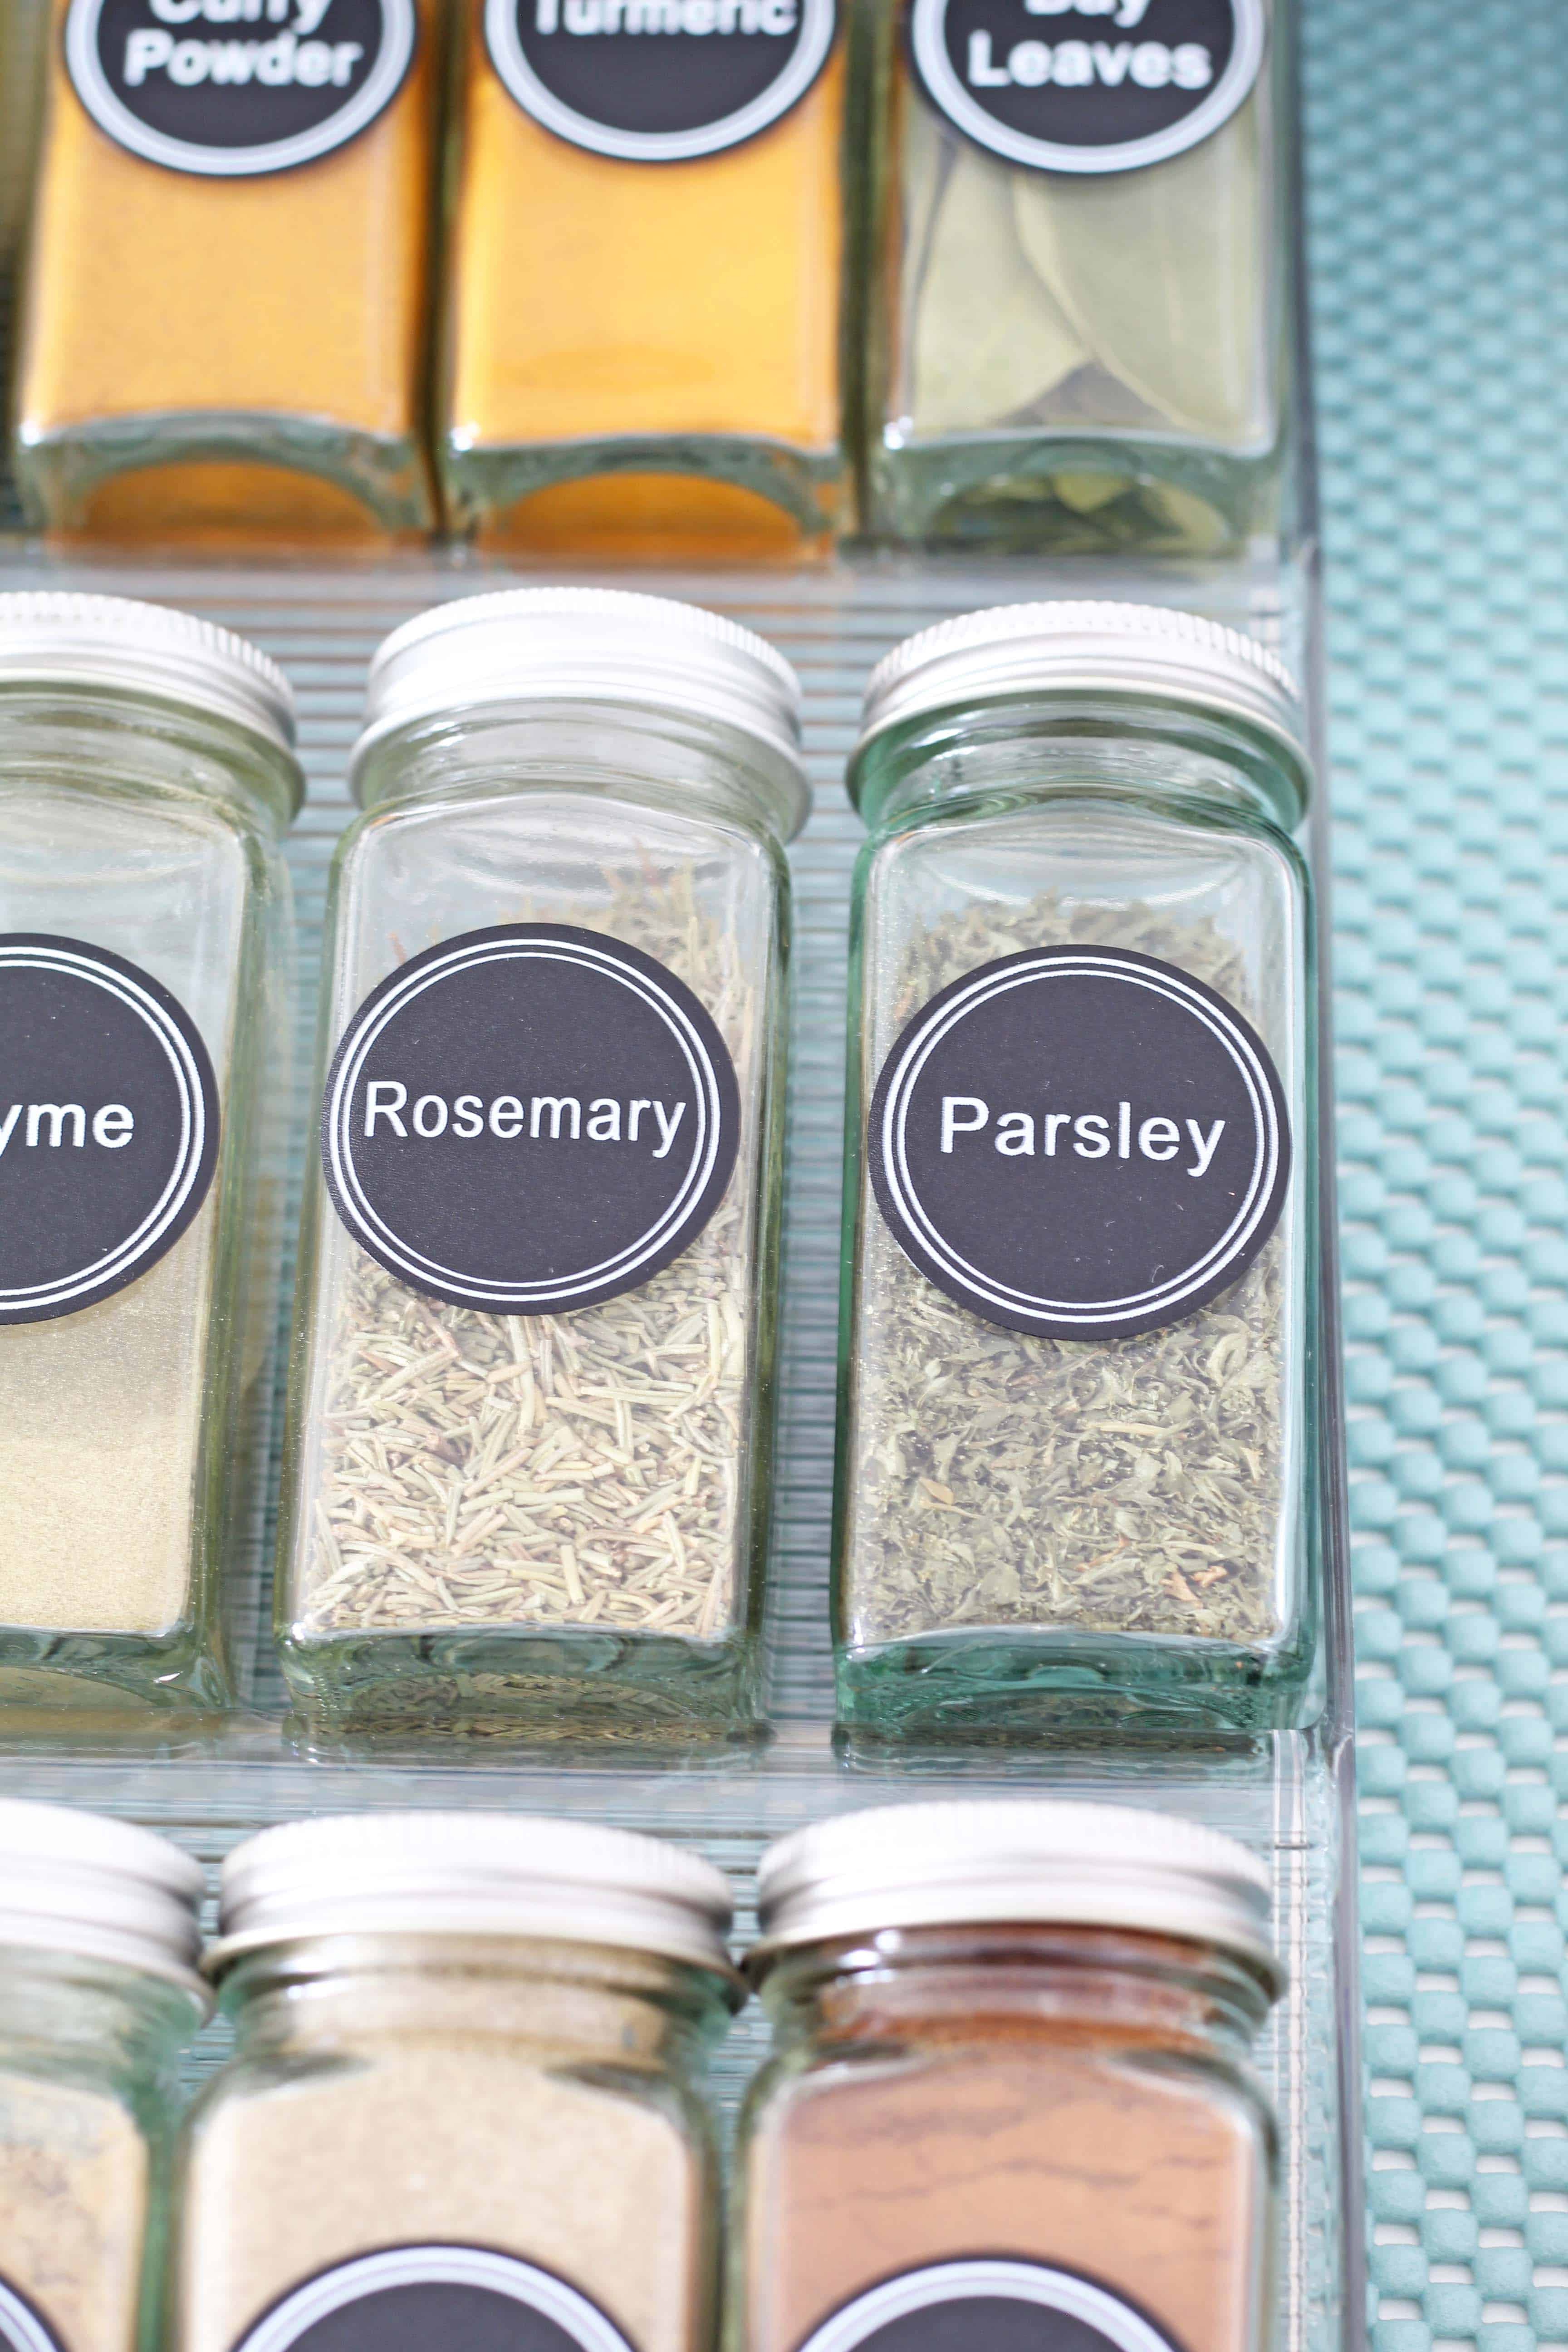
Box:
[1011,104,1266,443]
[911,145,1087,434]
[900,98,956,332]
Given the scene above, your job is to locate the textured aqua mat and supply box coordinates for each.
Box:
[1306,2,1568,2345]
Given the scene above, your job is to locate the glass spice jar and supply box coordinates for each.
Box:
[0,1799,208,2352]
[0,593,301,1719]
[14,0,441,542]
[835,601,1318,1740]
[859,0,1294,554]
[176,1812,738,2352]
[738,1800,1283,2352]
[438,0,849,556]
[277,588,805,1743]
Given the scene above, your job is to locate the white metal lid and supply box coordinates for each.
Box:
[0,1798,208,2003]
[352,588,809,838]
[852,600,1309,808]
[751,1799,1282,1990]
[208,1811,737,1981]
[0,591,301,805]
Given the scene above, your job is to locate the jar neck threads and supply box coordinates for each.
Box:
[0,682,299,835]
[852,697,1307,836]
[0,1948,202,2077]
[217,1936,731,2064]
[760,1925,1275,2062]
[352,702,802,845]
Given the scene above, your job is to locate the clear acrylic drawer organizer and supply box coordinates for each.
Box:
[0,55,1365,2351]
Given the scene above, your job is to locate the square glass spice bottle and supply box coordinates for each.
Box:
[0,593,301,1719]
[835,601,1319,1740]
[858,0,1294,555]
[13,0,440,542]
[0,1803,208,2352]
[739,1801,1284,2352]
[438,0,849,557]
[176,1813,738,2352]
[276,588,806,1743]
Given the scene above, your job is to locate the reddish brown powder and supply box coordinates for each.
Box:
[743,1964,1273,2352]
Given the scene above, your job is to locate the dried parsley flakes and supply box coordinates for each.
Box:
[843,891,1289,1655]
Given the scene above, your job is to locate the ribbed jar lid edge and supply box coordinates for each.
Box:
[209,1811,738,1984]
[0,1799,209,2004]
[0,591,302,810]
[749,1799,1283,1992]
[350,588,808,839]
[371,586,801,692]
[851,598,1309,810]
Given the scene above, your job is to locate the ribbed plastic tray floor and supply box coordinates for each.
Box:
[1306,3,1568,2346]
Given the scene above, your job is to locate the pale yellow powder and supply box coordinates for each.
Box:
[0,1207,214,1634]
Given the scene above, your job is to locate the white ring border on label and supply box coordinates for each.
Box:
[484,0,836,162]
[0,2278,65,2352]
[877,952,1284,1329]
[232,2245,637,2352]
[908,0,1265,176]
[795,2258,1181,2352]
[0,942,209,1316]
[64,0,416,178]
[325,933,727,1310]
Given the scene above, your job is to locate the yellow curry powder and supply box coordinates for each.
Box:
[441,0,848,553]
[15,0,440,541]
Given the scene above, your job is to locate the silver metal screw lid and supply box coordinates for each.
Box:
[208,1811,737,1981]
[352,588,809,838]
[0,591,300,806]
[851,599,1309,808]
[0,1798,208,2003]
[751,1799,1282,1990]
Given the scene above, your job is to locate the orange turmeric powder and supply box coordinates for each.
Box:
[441,0,848,553]
[15,0,441,542]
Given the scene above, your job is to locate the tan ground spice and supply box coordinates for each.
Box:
[0,2072,149,2352]
[0,1213,213,1635]
[177,1963,715,2352]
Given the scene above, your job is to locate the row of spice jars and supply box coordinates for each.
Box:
[0,585,1320,1744]
[6,0,1296,556]
[0,1795,1286,2352]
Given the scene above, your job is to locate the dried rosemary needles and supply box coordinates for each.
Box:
[843,890,1288,1656]
[294,869,759,1655]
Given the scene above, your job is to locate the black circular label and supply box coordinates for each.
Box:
[795,2260,1187,2352]
[0,2278,67,2352]
[231,2248,637,2352]
[908,0,1263,174]
[65,0,415,176]
[869,944,1289,1341]
[484,0,836,161]
[322,923,741,1316]
[0,936,220,1328]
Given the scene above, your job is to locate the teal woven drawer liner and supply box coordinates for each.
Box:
[1307,1,1568,2346]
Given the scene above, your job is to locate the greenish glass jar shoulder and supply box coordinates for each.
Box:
[0,686,296,1719]
[0,1947,203,2352]
[276,706,794,1748]
[834,693,1321,1741]
[174,1937,732,2352]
